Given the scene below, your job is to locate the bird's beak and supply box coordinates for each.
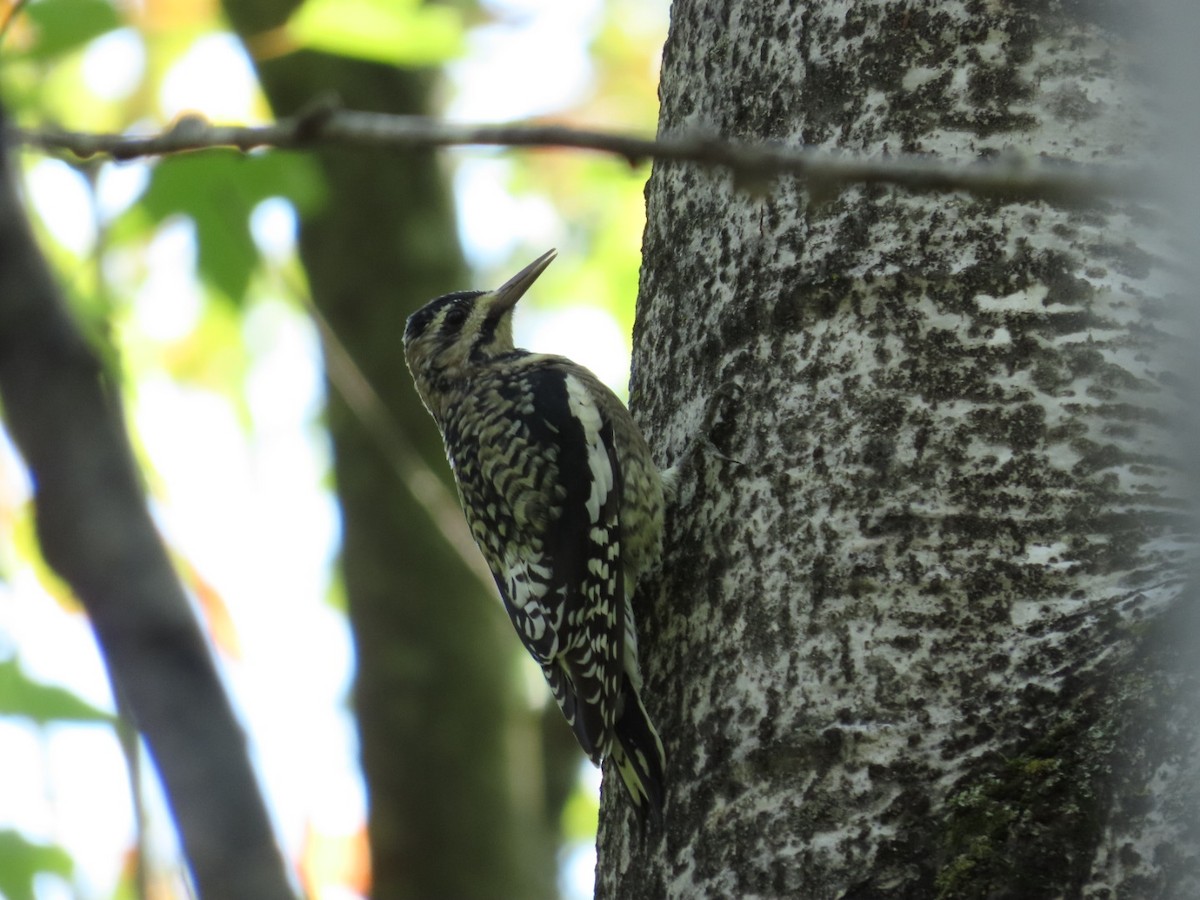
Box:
[488,249,557,315]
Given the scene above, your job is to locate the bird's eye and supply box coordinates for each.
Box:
[443,305,469,333]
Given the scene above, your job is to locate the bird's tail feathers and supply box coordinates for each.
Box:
[610,677,666,825]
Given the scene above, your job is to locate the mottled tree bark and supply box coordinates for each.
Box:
[222,3,562,897]
[599,2,1198,898]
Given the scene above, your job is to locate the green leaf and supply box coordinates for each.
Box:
[0,830,73,900]
[136,151,325,304]
[0,658,114,724]
[21,0,121,60]
[286,0,463,66]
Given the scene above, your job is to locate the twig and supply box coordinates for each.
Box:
[290,274,496,592]
[10,110,1150,206]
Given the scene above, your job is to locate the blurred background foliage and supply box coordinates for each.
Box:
[0,0,667,896]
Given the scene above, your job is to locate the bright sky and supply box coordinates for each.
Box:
[2,1,666,898]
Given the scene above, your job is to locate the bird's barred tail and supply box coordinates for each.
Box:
[611,675,666,824]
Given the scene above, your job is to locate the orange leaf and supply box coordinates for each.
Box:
[299,820,372,899]
[176,555,241,659]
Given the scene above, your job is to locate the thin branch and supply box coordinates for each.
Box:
[10,108,1150,206]
[291,274,496,592]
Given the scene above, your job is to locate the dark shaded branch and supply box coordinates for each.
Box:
[12,109,1147,206]
[0,106,294,900]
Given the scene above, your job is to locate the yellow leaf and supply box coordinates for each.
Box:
[10,503,79,611]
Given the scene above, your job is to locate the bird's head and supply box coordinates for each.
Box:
[404,249,556,409]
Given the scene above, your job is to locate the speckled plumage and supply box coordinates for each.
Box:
[403,250,667,820]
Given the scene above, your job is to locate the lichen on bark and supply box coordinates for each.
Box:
[597,2,1199,898]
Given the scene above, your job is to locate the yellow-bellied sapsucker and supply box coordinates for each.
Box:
[403,249,667,821]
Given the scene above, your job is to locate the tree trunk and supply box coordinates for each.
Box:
[222,3,562,896]
[599,2,1199,897]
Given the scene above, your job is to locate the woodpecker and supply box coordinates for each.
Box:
[403,249,667,822]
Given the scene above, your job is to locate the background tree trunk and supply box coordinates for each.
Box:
[599,2,1199,897]
[223,3,565,896]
